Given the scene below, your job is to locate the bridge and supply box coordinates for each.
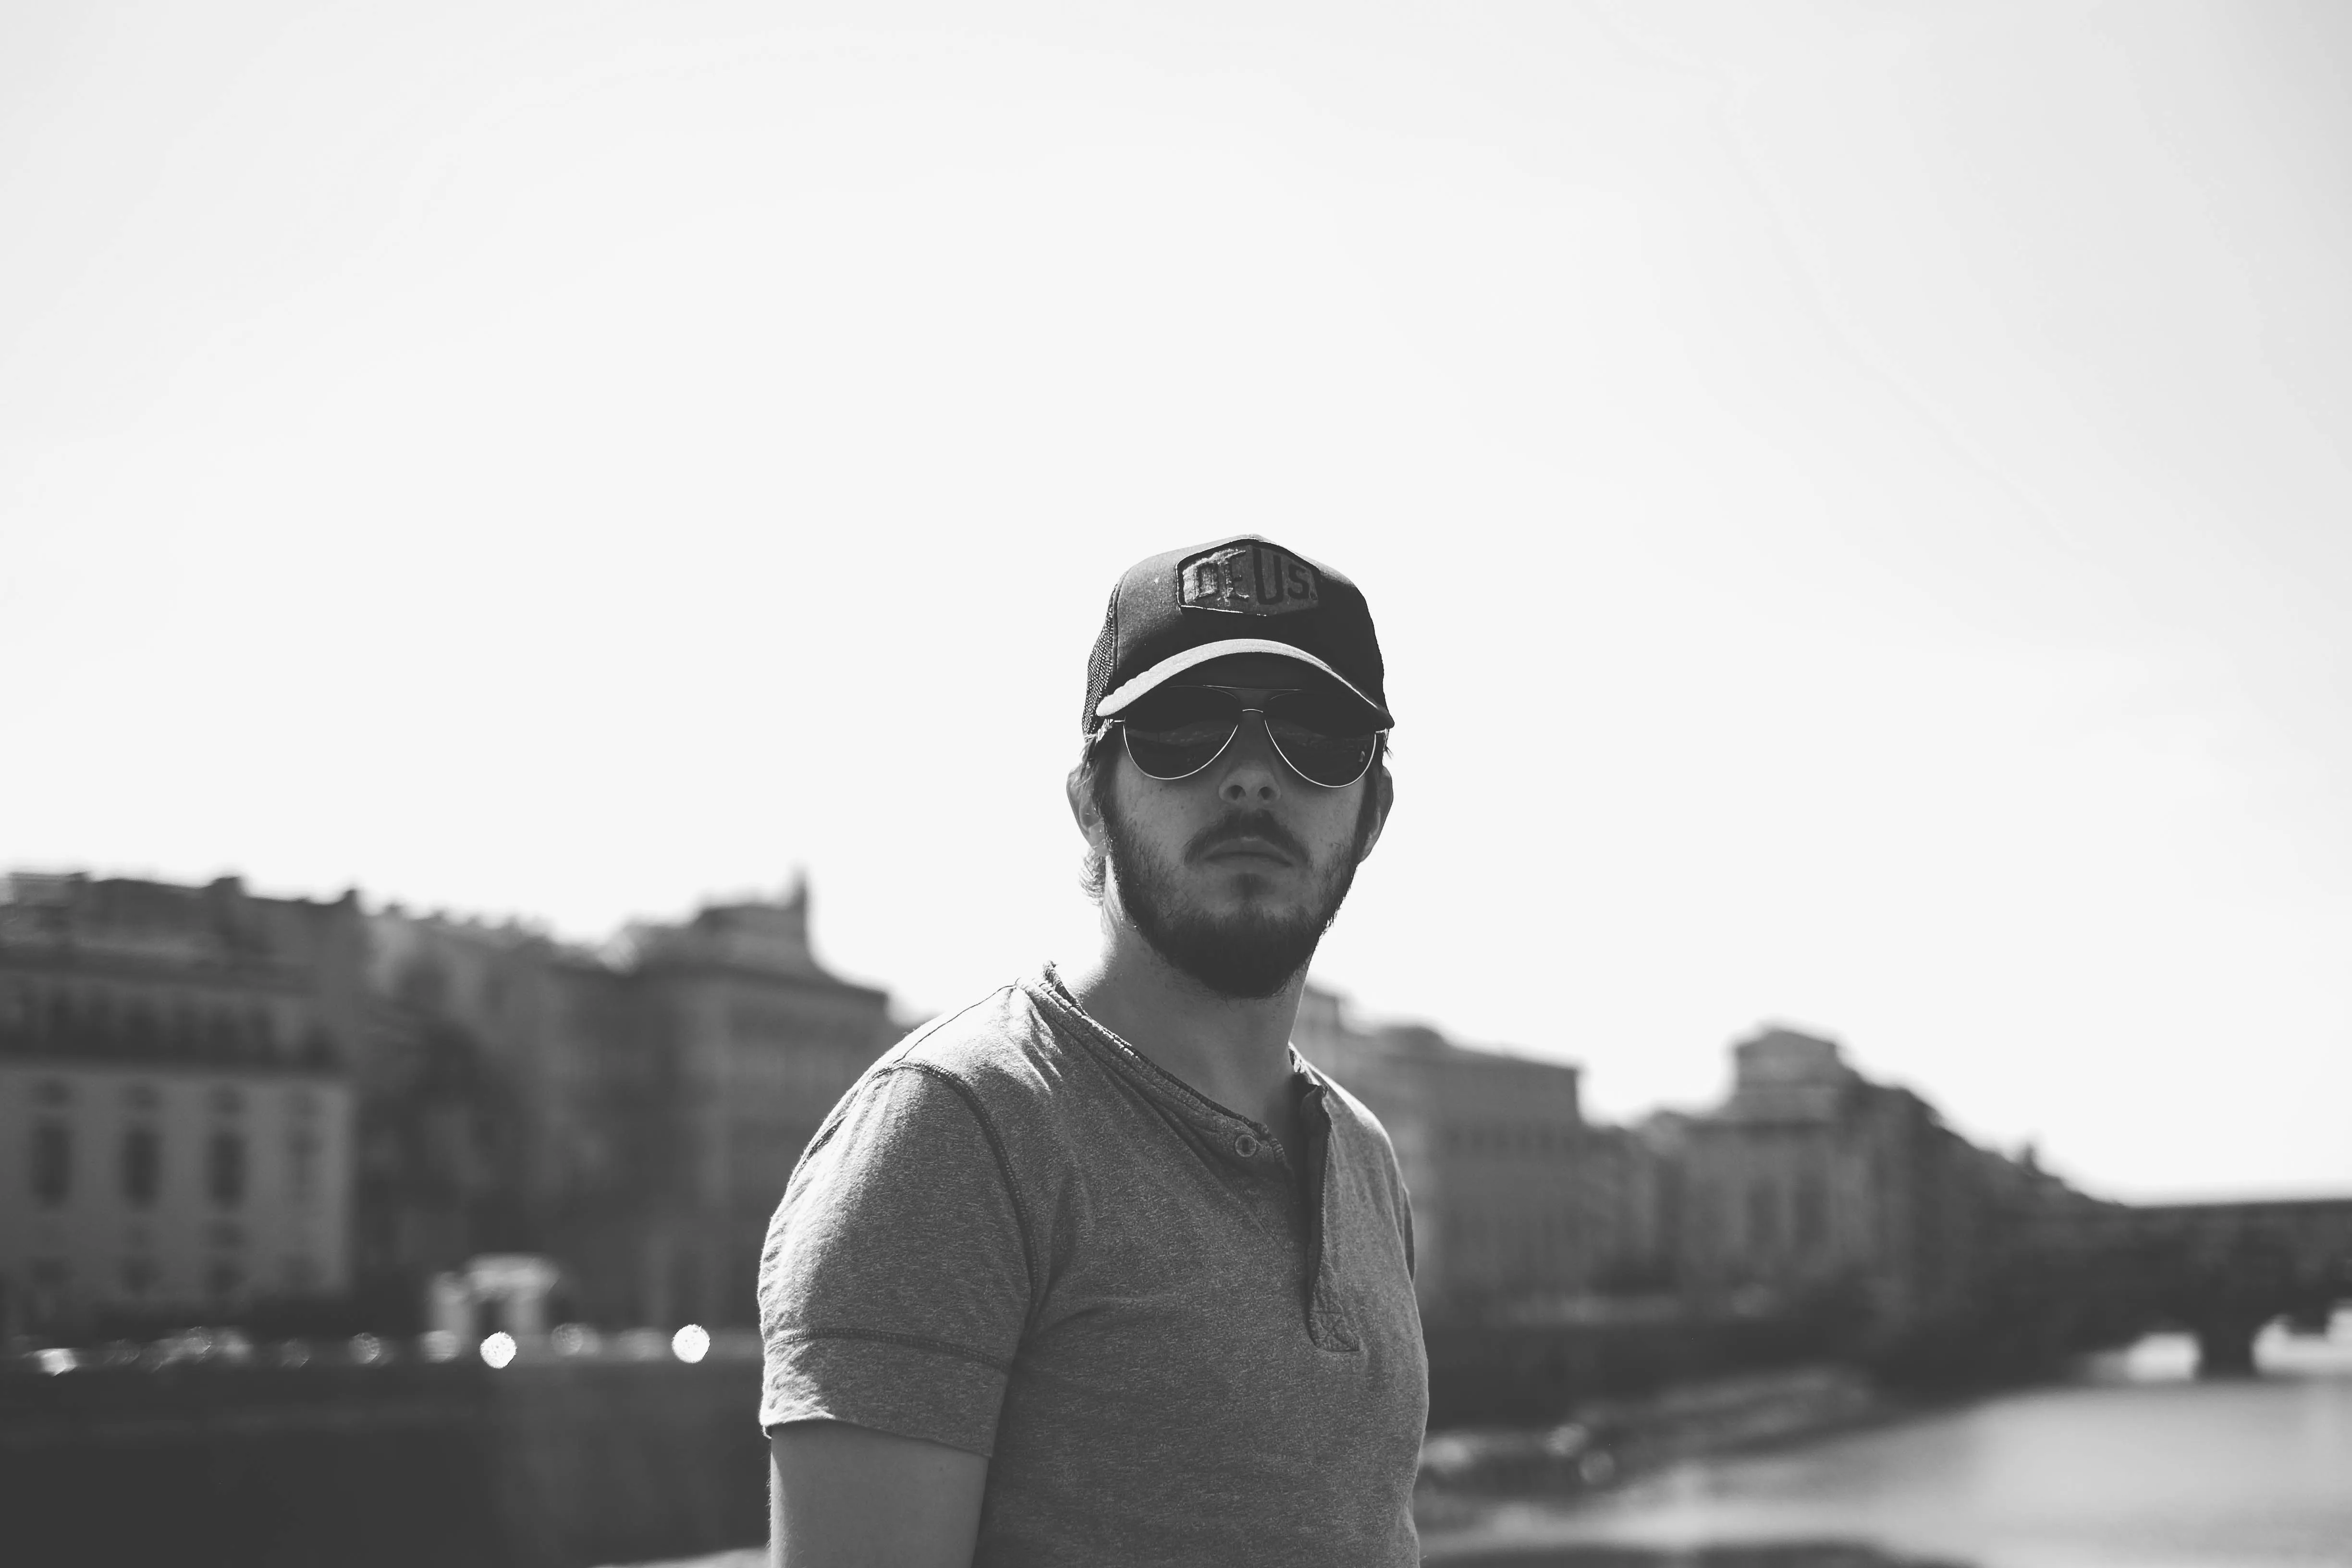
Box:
[2066,1198,2352,1376]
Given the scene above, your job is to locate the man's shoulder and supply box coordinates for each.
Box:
[861,977,1069,1115]
[1313,1069,1403,1164]
[788,980,1068,1189]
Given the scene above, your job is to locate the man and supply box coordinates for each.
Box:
[758,537,1427,1567]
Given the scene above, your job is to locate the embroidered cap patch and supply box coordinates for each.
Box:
[1178,542,1321,616]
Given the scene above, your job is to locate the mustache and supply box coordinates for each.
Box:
[1185,811,1310,864]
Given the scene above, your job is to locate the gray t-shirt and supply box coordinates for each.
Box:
[757,968,1427,1567]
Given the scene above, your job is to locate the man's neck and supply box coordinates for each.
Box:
[1056,924,1303,1135]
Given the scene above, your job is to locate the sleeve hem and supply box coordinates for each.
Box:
[759,1329,1011,1457]
[766,1324,1012,1375]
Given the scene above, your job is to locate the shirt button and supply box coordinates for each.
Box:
[1233,1133,1259,1158]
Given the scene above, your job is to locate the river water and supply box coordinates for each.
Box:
[1423,1318,2352,1568]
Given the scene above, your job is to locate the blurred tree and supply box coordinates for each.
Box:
[351,990,532,1331]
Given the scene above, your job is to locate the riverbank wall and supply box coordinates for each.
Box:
[1414,1362,1891,1539]
[1421,1304,1859,1427]
[2,1316,1995,1568]
[0,1350,767,1568]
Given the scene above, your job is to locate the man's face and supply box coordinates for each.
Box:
[1088,654,1390,999]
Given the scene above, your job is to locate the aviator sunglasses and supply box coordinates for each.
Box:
[1104,684,1386,789]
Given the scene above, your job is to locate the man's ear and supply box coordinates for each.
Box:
[1356,764,1396,863]
[1066,763,1103,840]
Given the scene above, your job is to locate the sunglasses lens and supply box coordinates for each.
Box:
[1266,721,1380,787]
[1262,691,1381,786]
[1119,688,1241,780]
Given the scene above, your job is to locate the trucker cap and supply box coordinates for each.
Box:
[1082,536,1393,735]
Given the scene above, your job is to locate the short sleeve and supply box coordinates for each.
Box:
[757,1063,1035,1457]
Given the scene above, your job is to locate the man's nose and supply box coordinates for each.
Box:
[1218,714,1286,805]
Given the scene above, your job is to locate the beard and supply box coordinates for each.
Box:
[1102,796,1372,1000]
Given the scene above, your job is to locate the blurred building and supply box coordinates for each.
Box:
[6,865,2113,1353]
[1669,1025,2096,1327]
[0,866,903,1339]
[365,879,904,1330]
[625,891,906,1324]
[1295,984,1612,1316]
[1294,999,2107,1342]
[1580,1115,1686,1294]
[0,872,363,1335]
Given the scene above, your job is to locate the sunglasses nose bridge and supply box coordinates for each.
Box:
[1218,708,1287,792]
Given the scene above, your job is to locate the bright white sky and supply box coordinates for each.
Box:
[5,1,2348,1202]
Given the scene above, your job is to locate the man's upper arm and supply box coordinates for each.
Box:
[758,1060,1034,1558]
[769,1420,988,1568]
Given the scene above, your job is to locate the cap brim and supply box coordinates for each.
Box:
[1094,639,1392,728]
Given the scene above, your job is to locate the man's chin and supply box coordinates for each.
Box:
[1103,818,1361,999]
[1134,909,1324,1000]
[1160,943,1314,1001]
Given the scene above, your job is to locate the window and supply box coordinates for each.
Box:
[121,1258,159,1297]
[1747,1179,1781,1257]
[1795,1174,1827,1255]
[206,1259,244,1301]
[1685,1180,1715,1250]
[202,1010,239,1061]
[288,1129,320,1201]
[207,1131,246,1207]
[31,1121,71,1206]
[209,1086,245,1115]
[121,1126,161,1208]
[84,995,118,1054]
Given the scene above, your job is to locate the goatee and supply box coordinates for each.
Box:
[1104,805,1365,1000]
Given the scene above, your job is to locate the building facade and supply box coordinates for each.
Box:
[1669,1025,2095,1331]
[0,873,363,1335]
[1295,985,1608,1316]
[624,892,904,1327]
[8,866,2110,1351]
[1291,1004,2099,1339]
[2,868,903,1338]
[364,881,903,1329]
